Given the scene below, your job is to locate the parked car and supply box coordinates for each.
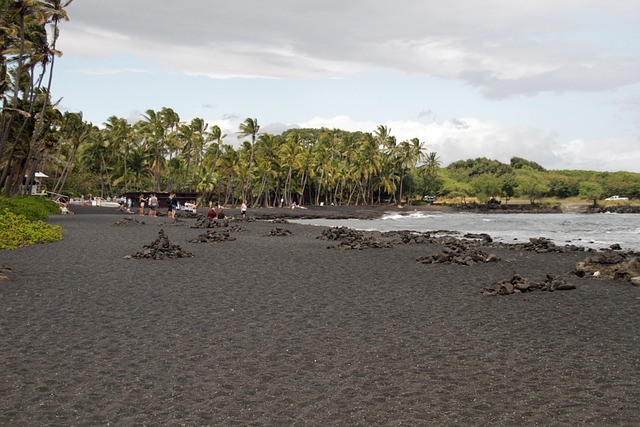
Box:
[605,195,629,201]
[423,195,436,203]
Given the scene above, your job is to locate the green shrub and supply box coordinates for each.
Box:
[0,209,63,250]
[0,195,60,221]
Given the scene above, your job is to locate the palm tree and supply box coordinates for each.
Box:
[397,138,426,204]
[140,109,162,191]
[374,125,396,151]
[208,124,226,166]
[140,108,179,191]
[424,151,441,181]
[280,132,302,206]
[187,117,207,189]
[254,133,281,206]
[0,0,71,196]
[127,140,152,191]
[201,124,226,201]
[78,125,113,197]
[373,125,398,203]
[294,143,313,205]
[51,111,91,194]
[103,115,130,193]
[356,133,382,204]
[159,107,180,191]
[238,117,260,203]
[217,144,241,205]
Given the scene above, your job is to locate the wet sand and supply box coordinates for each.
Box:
[1,206,639,425]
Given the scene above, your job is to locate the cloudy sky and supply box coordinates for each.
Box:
[53,1,640,172]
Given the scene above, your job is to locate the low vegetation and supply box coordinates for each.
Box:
[0,196,63,250]
[0,196,60,221]
[438,157,640,205]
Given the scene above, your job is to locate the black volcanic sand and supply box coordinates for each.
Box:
[1,207,639,425]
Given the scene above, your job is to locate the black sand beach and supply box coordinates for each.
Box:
[1,206,639,425]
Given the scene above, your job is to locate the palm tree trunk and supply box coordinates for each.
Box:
[0,6,27,162]
[123,143,128,193]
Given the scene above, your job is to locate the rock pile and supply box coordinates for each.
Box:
[519,237,588,253]
[318,226,392,250]
[463,233,493,243]
[190,216,222,229]
[574,252,640,285]
[128,229,193,260]
[417,239,500,266]
[380,230,432,244]
[113,217,145,226]
[272,218,289,224]
[160,218,186,227]
[590,205,640,214]
[482,273,575,296]
[264,227,291,237]
[176,211,199,219]
[188,230,236,243]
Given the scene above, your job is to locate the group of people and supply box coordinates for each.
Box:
[206,199,247,221]
[207,205,226,221]
[137,193,161,217]
[131,193,178,217]
[119,193,250,220]
[117,197,133,213]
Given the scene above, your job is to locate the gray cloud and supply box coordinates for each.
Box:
[450,119,469,130]
[418,109,434,120]
[221,113,241,122]
[60,1,640,98]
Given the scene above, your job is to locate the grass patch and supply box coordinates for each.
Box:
[0,196,63,250]
[0,195,60,221]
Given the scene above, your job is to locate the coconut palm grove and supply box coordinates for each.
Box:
[2,1,639,207]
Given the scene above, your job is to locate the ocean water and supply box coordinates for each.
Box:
[293,212,640,252]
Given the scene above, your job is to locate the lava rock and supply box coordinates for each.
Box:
[130,229,193,259]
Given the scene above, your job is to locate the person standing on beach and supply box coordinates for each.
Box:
[148,194,158,217]
[167,193,176,218]
[138,193,147,216]
[241,200,247,220]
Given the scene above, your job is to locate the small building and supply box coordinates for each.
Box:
[25,172,49,195]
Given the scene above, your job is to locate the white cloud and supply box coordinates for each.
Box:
[295,115,639,172]
[552,138,640,171]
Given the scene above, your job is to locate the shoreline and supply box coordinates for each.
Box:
[67,204,640,252]
[67,201,640,220]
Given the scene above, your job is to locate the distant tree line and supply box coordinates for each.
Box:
[13,104,639,207]
[31,110,442,207]
[438,157,640,204]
